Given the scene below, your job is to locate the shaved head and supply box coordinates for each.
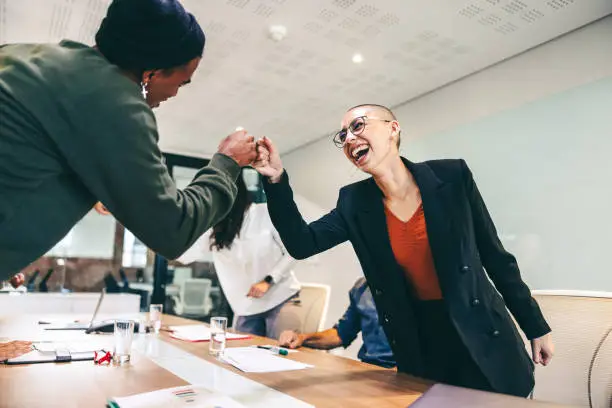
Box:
[345,103,401,147]
[347,104,396,120]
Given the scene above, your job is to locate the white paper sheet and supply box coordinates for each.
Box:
[168,325,250,342]
[33,339,112,353]
[220,347,313,373]
[109,385,247,408]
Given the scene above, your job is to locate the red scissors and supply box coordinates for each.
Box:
[94,350,112,365]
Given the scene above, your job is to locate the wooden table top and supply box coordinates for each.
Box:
[0,314,431,408]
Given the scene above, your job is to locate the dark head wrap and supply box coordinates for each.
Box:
[95,0,205,71]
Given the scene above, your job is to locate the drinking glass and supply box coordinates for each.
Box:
[209,317,227,357]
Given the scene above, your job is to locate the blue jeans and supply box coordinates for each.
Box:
[234,293,300,339]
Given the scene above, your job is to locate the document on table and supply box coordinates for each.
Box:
[108,385,247,408]
[221,347,313,373]
[33,339,112,353]
[168,325,250,342]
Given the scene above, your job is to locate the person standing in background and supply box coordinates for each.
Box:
[0,0,257,280]
[179,169,301,339]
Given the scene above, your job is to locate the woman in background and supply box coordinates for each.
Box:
[180,169,301,339]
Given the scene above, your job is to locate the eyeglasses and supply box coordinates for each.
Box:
[333,116,392,148]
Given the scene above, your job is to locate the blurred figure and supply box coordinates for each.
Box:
[179,170,301,339]
[280,277,395,368]
[9,273,25,288]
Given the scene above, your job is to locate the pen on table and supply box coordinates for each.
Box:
[257,345,288,356]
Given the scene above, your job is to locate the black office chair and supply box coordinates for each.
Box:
[39,269,54,292]
[116,269,149,312]
[26,270,40,292]
[103,272,121,293]
[119,268,130,289]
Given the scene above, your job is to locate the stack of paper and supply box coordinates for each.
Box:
[108,385,247,408]
[221,347,313,373]
[168,325,250,342]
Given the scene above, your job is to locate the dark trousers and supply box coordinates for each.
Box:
[414,299,493,392]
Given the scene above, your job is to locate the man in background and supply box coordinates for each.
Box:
[279,277,395,368]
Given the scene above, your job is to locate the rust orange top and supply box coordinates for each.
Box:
[384,203,443,300]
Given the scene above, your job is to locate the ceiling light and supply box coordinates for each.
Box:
[352,53,364,64]
[235,126,244,131]
[268,25,287,42]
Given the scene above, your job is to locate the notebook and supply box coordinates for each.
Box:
[4,349,97,365]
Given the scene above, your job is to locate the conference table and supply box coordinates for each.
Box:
[0,314,573,407]
[0,313,431,407]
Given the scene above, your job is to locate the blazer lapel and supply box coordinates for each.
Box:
[353,179,404,283]
[405,159,458,288]
[352,159,459,289]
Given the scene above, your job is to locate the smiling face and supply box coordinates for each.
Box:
[340,105,401,174]
[143,57,201,108]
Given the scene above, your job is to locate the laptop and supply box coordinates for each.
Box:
[411,384,571,407]
[44,289,106,330]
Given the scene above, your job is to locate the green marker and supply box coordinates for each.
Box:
[257,345,289,356]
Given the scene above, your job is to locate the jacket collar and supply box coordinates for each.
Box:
[352,156,456,294]
[355,157,446,212]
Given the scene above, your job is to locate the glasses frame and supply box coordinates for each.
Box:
[333,116,393,148]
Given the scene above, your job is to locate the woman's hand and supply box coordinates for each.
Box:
[531,332,554,366]
[247,280,271,298]
[93,202,111,215]
[253,137,284,183]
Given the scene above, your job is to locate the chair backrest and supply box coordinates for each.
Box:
[179,278,212,316]
[292,283,330,333]
[172,267,193,287]
[526,290,612,407]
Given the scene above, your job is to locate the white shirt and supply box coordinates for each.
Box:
[178,203,300,316]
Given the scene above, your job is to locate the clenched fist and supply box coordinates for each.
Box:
[217,129,257,167]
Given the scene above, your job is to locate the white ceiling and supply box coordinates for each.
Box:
[1,0,610,157]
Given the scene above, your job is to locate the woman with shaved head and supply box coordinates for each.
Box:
[253,104,554,397]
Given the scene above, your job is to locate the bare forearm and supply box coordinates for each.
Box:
[301,328,343,350]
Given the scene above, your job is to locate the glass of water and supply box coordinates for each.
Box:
[113,320,134,365]
[149,304,163,334]
[209,316,227,357]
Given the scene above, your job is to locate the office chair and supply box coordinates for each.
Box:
[39,269,54,292]
[173,278,213,318]
[26,270,40,292]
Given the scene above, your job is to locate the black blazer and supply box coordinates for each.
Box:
[263,158,551,397]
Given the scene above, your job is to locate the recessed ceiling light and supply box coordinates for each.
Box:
[352,53,364,64]
[268,25,288,42]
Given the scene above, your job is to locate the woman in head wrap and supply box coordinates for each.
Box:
[0,0,257,281]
